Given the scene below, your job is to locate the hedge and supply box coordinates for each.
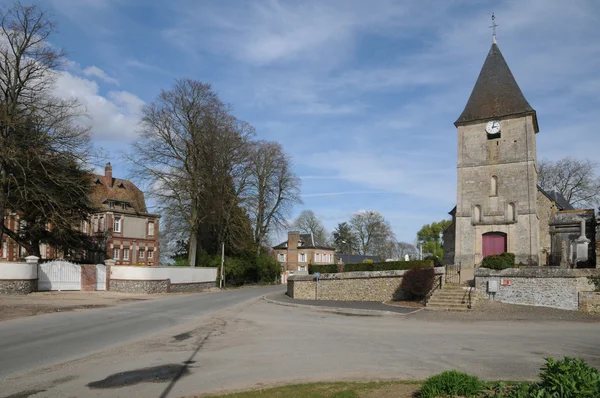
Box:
[481,252,515,270]
[309,260,433,274]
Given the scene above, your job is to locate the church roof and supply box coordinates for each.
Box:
[455,43,537,130]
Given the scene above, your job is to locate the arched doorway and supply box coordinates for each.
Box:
[482,232,507,257]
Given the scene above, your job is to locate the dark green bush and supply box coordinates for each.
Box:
[198,253,280,287]
[308,260,432,274]
[481,253,515,270]
[400,267,435,299]
[535,357,600,398]
[308,264,338,274]
[420,370,486,398]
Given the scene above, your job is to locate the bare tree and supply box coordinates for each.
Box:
[292,210,329,244]
[538,157,600,209]
[128,79,254,266]
[349,210,394,256]
[246,140,301,254]
[0,3,93,255]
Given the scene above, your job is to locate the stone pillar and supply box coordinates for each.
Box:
[104,259,115,291]
[25,255,39,266]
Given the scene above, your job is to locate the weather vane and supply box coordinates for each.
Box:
[489,12,498,43]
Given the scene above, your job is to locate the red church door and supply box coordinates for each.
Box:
[482,232,507,257]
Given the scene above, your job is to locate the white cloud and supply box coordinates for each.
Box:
[83,66,119,85]
[53,71,144,142]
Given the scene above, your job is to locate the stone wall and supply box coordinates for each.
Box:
[475,267,600,310]
[287,269,444,301]
[81,264,97,292]
[579,292,600,313]
[109,279,168,294]
[0,279,37,295]
[169,281,215,293]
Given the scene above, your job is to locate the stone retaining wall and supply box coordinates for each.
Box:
[109,279,169,294]
[169,281,215,293]
[287,269,444,301]
[579,292,600,313]
[0,279,37,295]
[475,267,600,310]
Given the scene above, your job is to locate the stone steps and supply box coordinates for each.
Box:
[426,285,476,311]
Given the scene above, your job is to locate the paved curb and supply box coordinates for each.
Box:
[262,295,423,317]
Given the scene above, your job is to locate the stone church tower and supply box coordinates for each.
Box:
[452,41,540,267]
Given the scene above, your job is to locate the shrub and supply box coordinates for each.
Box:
[425,255,443,267]
[481,253,515,270]
[400,267,435,299]
[420,370,486,398]
[535,357,600,398]
[308,264,338,275]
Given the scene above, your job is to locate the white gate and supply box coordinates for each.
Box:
[38,260,82,291]
[96,264,106,291]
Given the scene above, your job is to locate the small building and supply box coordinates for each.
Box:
[336,253,380,265]
[272,231,335,272]
[88,163,160,266]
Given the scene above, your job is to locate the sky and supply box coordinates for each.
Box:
[20,0,600,244]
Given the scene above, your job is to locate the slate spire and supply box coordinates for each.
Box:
[455,43,537,130]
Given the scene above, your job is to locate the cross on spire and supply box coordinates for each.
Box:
[489,12,498,43]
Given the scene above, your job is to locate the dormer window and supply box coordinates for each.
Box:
[108,202,115,209]
[121,203,127,210]
[117,181,125,188]
[94,177,102,184]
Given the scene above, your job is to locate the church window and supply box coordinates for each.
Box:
[507,203,516,222]
[491,176,498,196]
[473,205,482,223]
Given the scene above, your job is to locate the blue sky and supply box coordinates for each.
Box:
[31,0,600,244]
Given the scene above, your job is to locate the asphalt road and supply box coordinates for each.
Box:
[0,285,281,379]
[1,289,599,398]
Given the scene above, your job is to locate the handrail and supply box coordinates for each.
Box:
[424,274,443,306]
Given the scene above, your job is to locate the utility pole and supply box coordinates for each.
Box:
[220,242,225,289]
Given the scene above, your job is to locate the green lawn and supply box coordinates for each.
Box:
[199,381,421,398]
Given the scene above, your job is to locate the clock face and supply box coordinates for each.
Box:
[486,120,501,134]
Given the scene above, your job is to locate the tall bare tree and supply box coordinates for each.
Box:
[349,210,394,256]
[246,140,301,254]
[0,3,93,255]
[128,79,254,266]
[538,157,600,209]
[292,209,329,244]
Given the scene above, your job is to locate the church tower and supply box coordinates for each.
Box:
[453,40,540,267]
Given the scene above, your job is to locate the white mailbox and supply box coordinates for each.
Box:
[487,280,499,293]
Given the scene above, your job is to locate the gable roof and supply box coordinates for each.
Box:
[537,186,574,211]
[272,233,335,250]
[455,43,538,131]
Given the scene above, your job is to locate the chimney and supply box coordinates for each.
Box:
[105,162,113,187]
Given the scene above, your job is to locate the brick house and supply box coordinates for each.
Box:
[1,163,160,265]
[272,231,335,272]
[88,163,160,265]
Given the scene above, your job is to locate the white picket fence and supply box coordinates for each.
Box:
[38,260,82,291]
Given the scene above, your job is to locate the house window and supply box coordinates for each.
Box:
[114,216,121,233]
[82,221,88,234]
[278,253,285,262]
[298,265,306,272]
[113,248,119,260]
[315,253,320,263]
[108,202,115,209]
[298,253,306,263]
[39,243,47,259]
[508,203,516,222]
[2,241,7,258]
[123,248,129,261]
[139,249,145,259]
[148,249,154,259]
[473,205,482,223]
[148,221,155,236]
[491,176,498,196]
[121,203,127,210]
[98,217,104,232]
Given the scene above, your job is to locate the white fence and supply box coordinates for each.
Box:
[38,260,81,291]
[96,264,106,291]
[110,266,218,284]
[0,261,38,280]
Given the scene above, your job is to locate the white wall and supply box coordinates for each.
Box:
[0,262,37,279]
[110,266,217,284]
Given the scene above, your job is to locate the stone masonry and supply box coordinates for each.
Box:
[109,279,168,294]
[288,269,443,301]
[579,292,600,313]
[169,282,215,293]
[475,267,599,310]
[0,280,37,295]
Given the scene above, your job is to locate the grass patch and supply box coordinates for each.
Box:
[200,381,421,398]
